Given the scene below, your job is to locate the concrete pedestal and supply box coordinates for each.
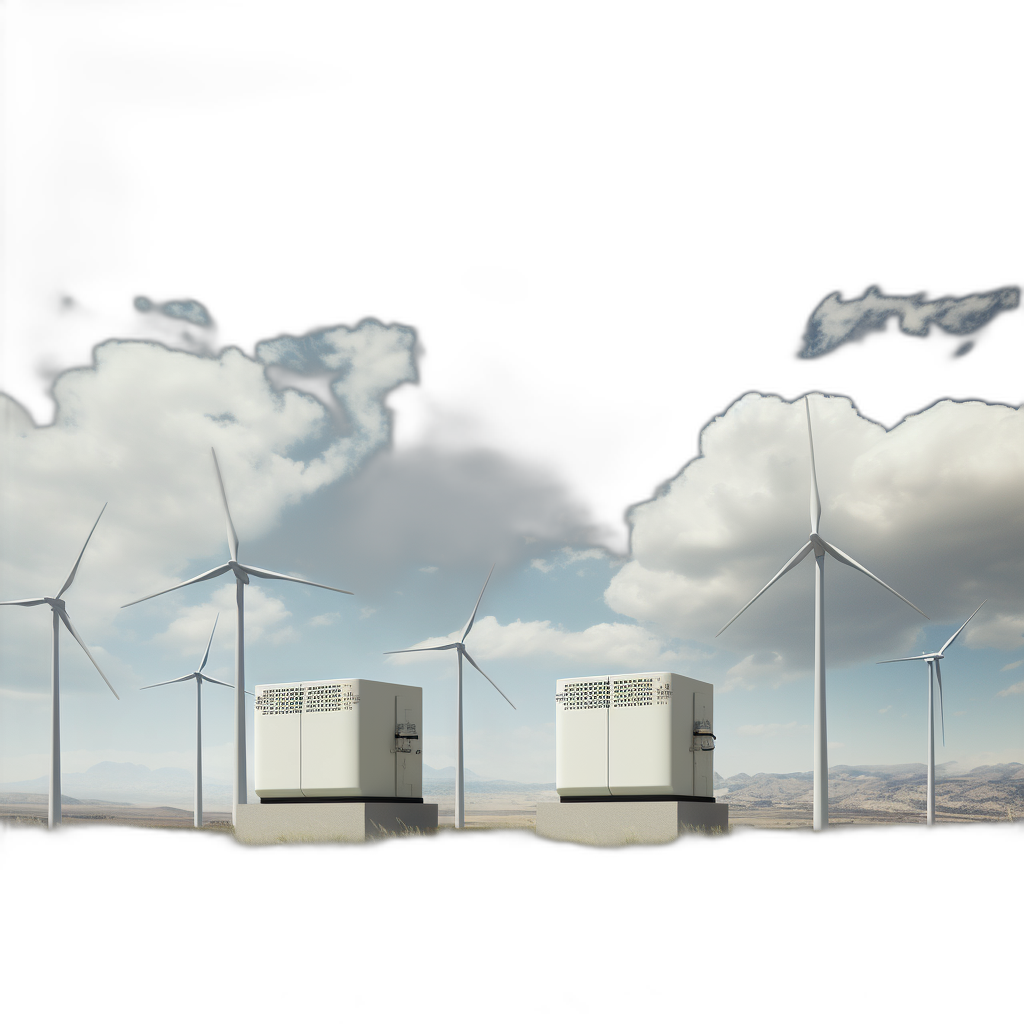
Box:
[536,800,729,846]
[234,801,438,844]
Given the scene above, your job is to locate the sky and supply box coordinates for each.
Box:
[0,8,1019,806]
[3,355,1019,786]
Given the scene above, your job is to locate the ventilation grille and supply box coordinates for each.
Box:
[612,677,654,708]
[255,685,304,716]
[556,679,610,711]
[255,683,361,715]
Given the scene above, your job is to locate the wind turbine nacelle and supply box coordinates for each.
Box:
[555,672,716,799]
[254,679,423,801]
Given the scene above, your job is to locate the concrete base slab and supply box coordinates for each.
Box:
[536,801,729,846]
[234,802,438,844]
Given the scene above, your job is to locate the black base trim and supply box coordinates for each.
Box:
[560,795,716,804]
[259,796,424,804]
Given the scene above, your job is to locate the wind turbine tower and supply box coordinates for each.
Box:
[123,449,352,825]
[718,396,928,831]
[385,565,516,828]
[0,504,119,828]
[878,601,986,825]
[141,614,250,827]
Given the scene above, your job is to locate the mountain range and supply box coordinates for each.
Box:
[3,760,1021,817]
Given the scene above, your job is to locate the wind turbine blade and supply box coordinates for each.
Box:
[198,614,219,672]
[56,503,108,599]
[211,448,240,561]
[877,655,931,664]
[55,608,119,699]
[200,674,232,687]
[938,600,987,655]
[820,539,928,619]
[383,644,460,655]
[239,564,353,594]
[120,563,233,608]
[141,674,195,689]
[716,540,814,637]
[463,649,516,709]
[805,397,822,533]
[935,659,945,746]
[461,563,495,642]
[0,598,49,606]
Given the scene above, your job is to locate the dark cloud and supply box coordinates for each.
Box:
[250,445,611,597]
[134,296,215,327]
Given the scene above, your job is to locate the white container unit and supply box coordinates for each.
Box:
[555,672,715,798]
[254,679,422,800]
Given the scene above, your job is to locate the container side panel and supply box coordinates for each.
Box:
[555,676,610,796]
[609,673,673,794]
[300,680,361,796]
[254,684,303,798]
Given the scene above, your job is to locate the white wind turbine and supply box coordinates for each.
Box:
[717,396,928,831]
[140,614,252,828]
[122,448,352,824]
[385,565,516,829]
[0,504,119,828]
[878,601,986,826]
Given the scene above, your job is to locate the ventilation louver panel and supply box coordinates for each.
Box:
[254,685,304,716]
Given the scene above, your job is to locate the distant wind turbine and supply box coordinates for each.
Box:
[385,565,515,829]
[122,448,352,825]
[717,396,928,831]
[140,614,252,828]
[0,504,119,828]
[878,601,986,826]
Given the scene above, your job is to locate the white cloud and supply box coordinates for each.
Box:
[801,286,1020,360]
[309,612,340,627]
[419,566,439,573]
[153,584,296,655]
[719,651,802,693]
[385,614,696,668]
[0,322,415,650]
[605,393,1023,670]
[997,681,1024,697]
[879,705,893,714]
[530,547,614,576]
[1002,659,1024,672]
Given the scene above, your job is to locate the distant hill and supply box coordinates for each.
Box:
[0,761,241,810]
[714,762,1024,818]
[8,759,1018,817]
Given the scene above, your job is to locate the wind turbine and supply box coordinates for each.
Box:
[717,396,928,831]
[122,448,352,825]
[140,614,252,827]
[878,601,986,826]
[385,565,516,829]
[0,504,119,828]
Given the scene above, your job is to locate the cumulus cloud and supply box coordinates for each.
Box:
[0,318,417,647]
[997,681,1024,697]
[153,585,297,656]
[385,614,698,668]
[605,393,1023,673]
[720,651,801,693]
[531,547,616,575]
[800,285,1020,358]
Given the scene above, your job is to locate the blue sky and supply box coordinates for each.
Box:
[1,333,1020,790]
